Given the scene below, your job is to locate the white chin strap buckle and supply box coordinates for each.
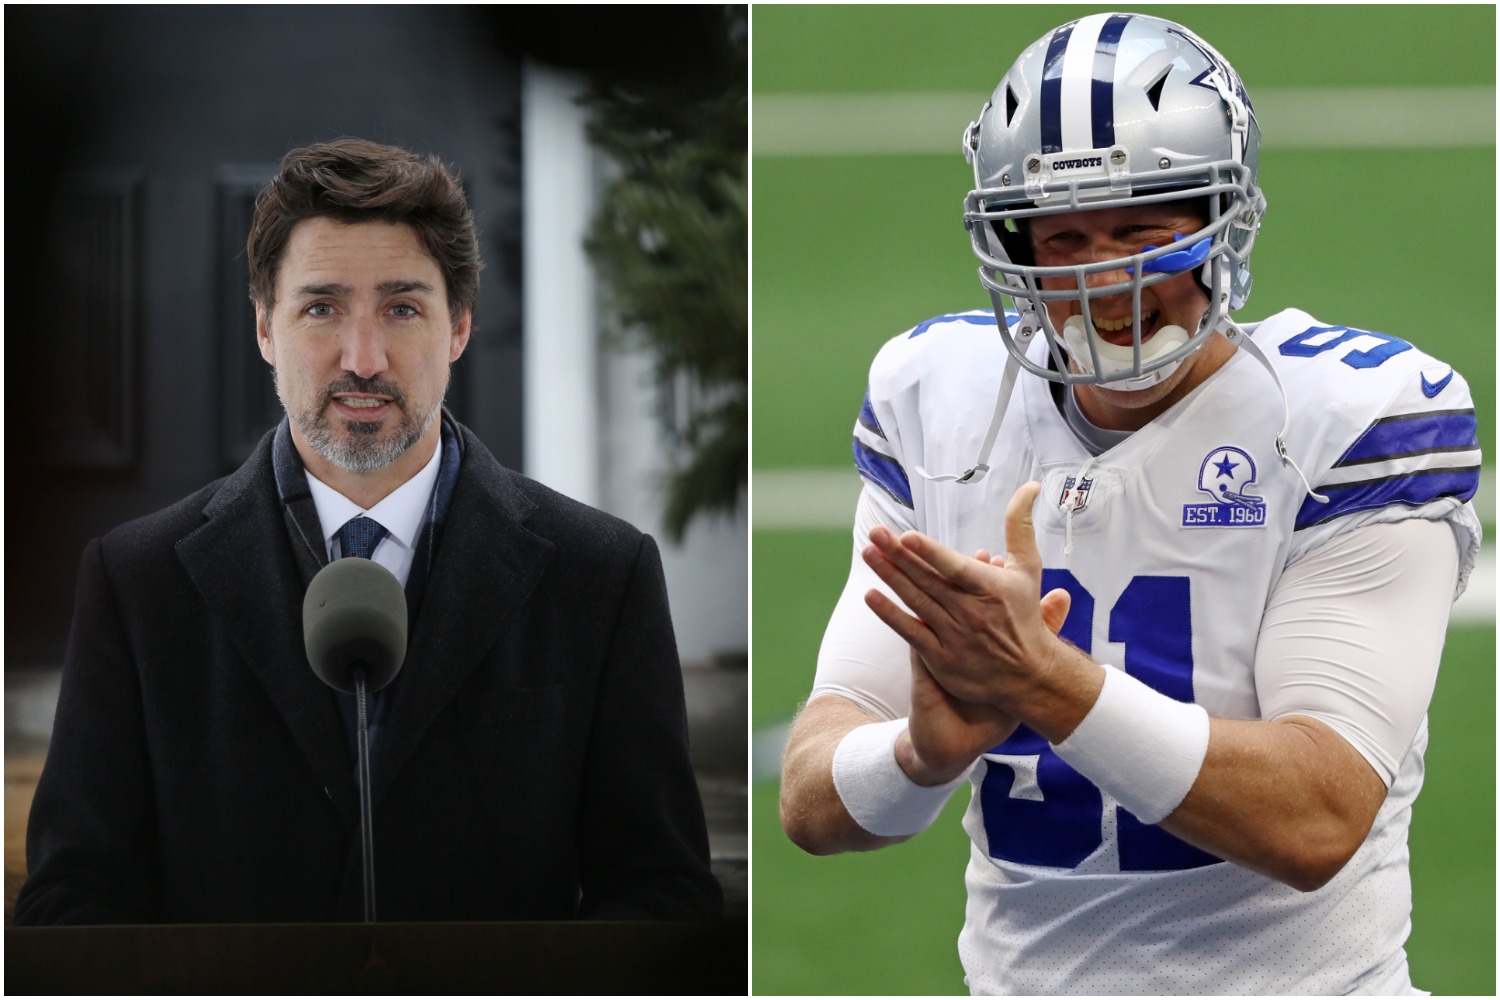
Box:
[915,463,989,484]
[1062,315,1188,391]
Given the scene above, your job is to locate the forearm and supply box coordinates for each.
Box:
[1161,715,1385,891]
[780,696,913,854]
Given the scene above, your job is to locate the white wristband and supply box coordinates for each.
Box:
[1051,667,1210,825]
[832,718,973,837]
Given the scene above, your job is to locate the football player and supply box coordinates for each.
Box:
[779,13,1481,995]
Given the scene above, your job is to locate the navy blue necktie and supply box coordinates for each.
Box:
[338,515,387,561]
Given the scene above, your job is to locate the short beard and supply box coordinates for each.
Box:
[277,371,443,474]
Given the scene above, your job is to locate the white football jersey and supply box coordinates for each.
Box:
[850,307,1482,995]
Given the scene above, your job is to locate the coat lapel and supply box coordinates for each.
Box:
[174,434,358,825]
[371,432,554,804]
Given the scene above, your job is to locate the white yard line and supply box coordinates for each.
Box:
[753,468,862,530]
[753,87,1495,157]
[1453,542,1496,626]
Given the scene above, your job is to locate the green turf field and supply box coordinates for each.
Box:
[750,5,1495,995]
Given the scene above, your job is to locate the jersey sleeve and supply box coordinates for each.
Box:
[827,318,955,717]
[851,309,1013,536]
[1271,314,1483,596]
[853,380,918,533]
[808,487,918,721]
[851,322,930,535]
[1256,519,1456,786]
[827,310,1009,713]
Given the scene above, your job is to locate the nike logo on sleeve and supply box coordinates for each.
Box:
[1421,369,1454,398]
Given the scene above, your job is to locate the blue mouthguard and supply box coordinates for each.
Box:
[1127,232,1212,274]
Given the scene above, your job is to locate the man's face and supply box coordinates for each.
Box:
[1028,201,1210,354]
[256,217,470,474]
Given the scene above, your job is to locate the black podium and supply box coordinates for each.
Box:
[6,918,746,994]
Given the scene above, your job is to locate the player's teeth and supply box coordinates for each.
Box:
[1091,312,1158,333]
[340,398,384,408]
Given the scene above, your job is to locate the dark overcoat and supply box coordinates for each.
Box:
[15,422,721,923]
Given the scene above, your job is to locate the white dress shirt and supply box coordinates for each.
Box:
[303,440,444,588]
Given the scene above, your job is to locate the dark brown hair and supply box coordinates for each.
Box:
[246,138,482,320]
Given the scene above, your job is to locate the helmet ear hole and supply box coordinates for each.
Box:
[1145,71,1168,112]
[994,222,1034,266]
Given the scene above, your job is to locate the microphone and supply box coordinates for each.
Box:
[303,558,407,694]
[302,558,407,923]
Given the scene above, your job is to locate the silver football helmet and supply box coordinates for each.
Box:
[963,12,1267,390]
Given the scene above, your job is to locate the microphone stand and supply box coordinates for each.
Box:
[355,667,376,922]
[302,557,407,925]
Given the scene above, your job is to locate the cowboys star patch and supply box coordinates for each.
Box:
[1182,446,1268,528]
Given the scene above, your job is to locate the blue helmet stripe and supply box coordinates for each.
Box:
[853,440,914,509]
[1090,14,1132,149]
[1039,23,1075,154]
[1294,467,1481,530]
[1333,409,1478,467]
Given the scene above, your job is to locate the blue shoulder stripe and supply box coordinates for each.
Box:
[909,312,996,339]
[858,389,886,439]
[853,439,913,509]
[1295,466,1480,530]
[1333,409,1478,467]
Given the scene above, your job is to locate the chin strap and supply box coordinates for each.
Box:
[914,323,1036,484]
[1224,320,1328,505]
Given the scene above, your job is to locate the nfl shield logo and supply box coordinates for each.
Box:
[1059,475,1093,512]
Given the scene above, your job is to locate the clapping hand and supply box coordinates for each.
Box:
[862,482,1075,781]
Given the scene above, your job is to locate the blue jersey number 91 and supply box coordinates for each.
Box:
[979,571,1223,872]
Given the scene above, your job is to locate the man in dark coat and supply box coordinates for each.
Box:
[15,139,721,924]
